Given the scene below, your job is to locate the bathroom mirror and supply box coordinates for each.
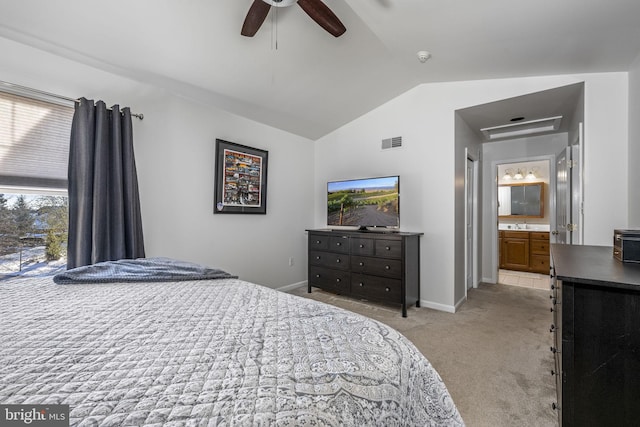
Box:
[498,183,544,218]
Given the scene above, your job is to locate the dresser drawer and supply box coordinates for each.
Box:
[309,251,350,270]
[350,237,375,256]
[351,273,401,302]
[375,239,402,258]
[352,255,402,278]
[309,266,350,292]
[308,234,329,251]
[329,236,350,253]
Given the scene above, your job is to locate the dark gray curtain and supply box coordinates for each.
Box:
[67,98,145,269]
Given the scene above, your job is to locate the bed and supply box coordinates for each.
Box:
[0,259,464,426]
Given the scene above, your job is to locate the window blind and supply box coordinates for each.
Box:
[0,90,74,190]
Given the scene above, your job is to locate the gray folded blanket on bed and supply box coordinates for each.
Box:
[53,257,237,284]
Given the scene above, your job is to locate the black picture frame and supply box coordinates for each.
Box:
[214,139,268,214]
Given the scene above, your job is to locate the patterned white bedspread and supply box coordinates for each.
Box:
[0,277,463,426]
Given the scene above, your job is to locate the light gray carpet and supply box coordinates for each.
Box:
[288,283,558,427]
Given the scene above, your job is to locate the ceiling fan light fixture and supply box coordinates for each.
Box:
[243,0,346,38]
[263,0,297,7]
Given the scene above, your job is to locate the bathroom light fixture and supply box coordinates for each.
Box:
[513,169,524,180]
[502,169,513,180]
[526,170,536,180]
[481,116,562,140]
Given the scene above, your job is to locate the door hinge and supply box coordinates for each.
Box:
[567,223,578,232]
[567,160,576,168]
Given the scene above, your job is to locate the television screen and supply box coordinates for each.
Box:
[327,176,399,229]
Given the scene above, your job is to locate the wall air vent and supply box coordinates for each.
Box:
[381,136,403,150]
[481,116,562,141]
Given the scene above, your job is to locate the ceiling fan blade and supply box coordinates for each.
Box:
[297,0,346,37]
[241,0,272,37]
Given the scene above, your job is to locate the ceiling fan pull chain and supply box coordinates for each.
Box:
[271,6,279,50]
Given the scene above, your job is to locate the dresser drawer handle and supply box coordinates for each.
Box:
[336,259,341,263]
[359,282,364,287]
[385,287,390,292]
[550,346,557,354]
[316,256,321,260]
[359,244,365,248]
[359,262,364,266]
[385,265,390,270]
[336,242,342,246]
[385,246,391,251]
[336,278,341,283]
[315,274,320,278]
[549,324,555,332]
[614,250,620,256]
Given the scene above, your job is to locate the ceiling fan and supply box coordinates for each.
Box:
[241,0,346,38]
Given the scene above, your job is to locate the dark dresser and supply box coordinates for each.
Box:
[550,244,640,426]
[306,229,422,317]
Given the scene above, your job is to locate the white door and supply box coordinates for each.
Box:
[554,147,571,244]
[570,126,584,245]
[466,157,474,290]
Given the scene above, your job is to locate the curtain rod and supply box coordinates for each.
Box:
[0,80,144,120]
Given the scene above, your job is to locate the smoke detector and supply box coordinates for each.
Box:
[417,51,431,63]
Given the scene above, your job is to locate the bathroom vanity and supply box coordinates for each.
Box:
[499,229,550,274]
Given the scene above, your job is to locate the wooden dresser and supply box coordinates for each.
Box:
[550,244,640,426]
[306,229,422,317]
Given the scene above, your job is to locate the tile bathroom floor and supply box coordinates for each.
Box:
[498,269,550,290]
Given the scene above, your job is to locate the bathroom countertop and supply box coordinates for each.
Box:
[498,224,550,231]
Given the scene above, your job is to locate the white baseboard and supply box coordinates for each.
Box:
[419,299,456,313]
[282,281,460,314]
[454,295,467,312]
[277,280,307,292]
[482,276,497,284]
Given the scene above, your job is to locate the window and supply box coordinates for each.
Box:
[0,88,73,278]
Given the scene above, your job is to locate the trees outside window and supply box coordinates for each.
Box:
[0,193,68,278]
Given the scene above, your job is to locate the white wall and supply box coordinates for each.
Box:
[0,36,315,289]
[581,74,629,241]
[629,53,640,227]
[315,73,629,311]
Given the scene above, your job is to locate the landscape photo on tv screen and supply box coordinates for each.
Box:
[327,176,399,227]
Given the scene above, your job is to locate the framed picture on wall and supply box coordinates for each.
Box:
[214,138,268,214]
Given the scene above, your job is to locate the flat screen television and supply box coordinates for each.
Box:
[327,175,399,230]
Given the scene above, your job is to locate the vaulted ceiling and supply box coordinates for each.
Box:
[0,0,639,139]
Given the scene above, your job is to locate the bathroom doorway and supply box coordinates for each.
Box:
[496,159,553,289]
